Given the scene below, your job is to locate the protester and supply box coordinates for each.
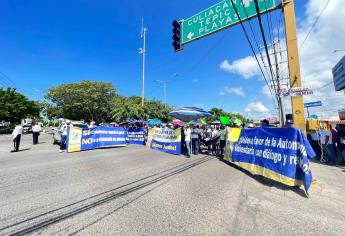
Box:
[219,126,226,156]
[11,122,23,152]
[59,121,73,153]
[211,127,218,156]
[336,124,345,164]
[89,121,96,128]
[317,124,336,164]
[261,119,269,127]
[191,125,201,155]
[32,122,41,145]
[330,125,337,157]
[184,125,192,157]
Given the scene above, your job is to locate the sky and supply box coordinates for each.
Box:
[0,0,344,119]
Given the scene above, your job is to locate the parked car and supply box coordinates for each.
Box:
[52,121,89,144]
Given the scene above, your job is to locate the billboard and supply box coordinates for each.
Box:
[333,55,345,91]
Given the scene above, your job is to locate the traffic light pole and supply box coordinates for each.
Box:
[283,0,306,133]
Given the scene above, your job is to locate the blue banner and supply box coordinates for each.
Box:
[67,126,126,152]
[224,127,315,192]
[126,127,145,145]
[146,127,181,155]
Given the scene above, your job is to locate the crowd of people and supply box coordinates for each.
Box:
[181,125,227,158]
[307,124,345,165]
[9,118,345,166]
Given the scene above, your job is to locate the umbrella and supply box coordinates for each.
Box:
[169,107,212,122]
[189,119,203,126]
[148,118,163,126]
[211,120,221,125]
[173,121,185,126]
[220,116,230,125]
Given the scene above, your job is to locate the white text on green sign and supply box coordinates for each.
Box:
[181,0,277,44]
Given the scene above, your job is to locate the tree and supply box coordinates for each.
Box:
[110,96,172,122]
[0,87,40,123]
[45,80,116,123]
[205,107,246,124]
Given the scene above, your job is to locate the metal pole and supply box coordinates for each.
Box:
[283,0,306,134]
[273,41,285,126]
[141,27,146,107]
[307,107,310,118]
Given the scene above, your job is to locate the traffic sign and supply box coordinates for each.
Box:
[181,0,278,44]
[304,101,322,108]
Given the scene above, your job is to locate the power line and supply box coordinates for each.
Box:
[229,0,276,107]
[280,0,331,81]
[253,0,277,99]
[299,0,331,50]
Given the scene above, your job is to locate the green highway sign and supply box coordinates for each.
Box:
[181,0,277,44]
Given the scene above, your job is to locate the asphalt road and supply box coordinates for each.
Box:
[1,133,345,236]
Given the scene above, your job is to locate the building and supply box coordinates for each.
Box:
[333,55,345,91]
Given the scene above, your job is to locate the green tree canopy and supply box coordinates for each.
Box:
[0,87,40,123]
[45,80,116,123]
[205,107,246,124]
[110,96,172,122]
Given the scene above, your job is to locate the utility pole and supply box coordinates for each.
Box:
[139,18,147,107]
[153,73,179,104]
[273,41,285,126]
[283,0,306,133]
[153,80,168,103]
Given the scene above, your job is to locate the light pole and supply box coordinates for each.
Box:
[139,18,147,107]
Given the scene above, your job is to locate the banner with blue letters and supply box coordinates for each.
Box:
[224,127,315,192]
[67,126,126,153]
[146,127,181,155]
[126,127,145,145]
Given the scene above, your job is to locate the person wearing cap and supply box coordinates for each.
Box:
[59,121,73,153]
[261,119,269,127]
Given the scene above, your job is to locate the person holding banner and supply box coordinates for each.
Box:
[59,121,73,153]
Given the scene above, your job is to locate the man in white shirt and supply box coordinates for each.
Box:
[59,121,73,153]
[211,127,219,156]
[184,125,192,157]
[32,123,41,145]
[89,121,96,128]
[219,126,226,156]
[317,124,336,164]
[11,122,23,152]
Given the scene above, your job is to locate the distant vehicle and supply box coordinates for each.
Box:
[0,121,11,134]
[21,118,33,133]
[52,120,88,144]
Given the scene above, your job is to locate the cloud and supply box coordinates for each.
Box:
[223,0,345,119]
[261,85,272,98]
[220,57,262,79]
[296,0,345,119]
[245,102,269,114]
[34,89,40,93]
[193,79,199,83]
[220,87,245,97]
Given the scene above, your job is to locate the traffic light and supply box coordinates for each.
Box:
[172,20,182,52]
